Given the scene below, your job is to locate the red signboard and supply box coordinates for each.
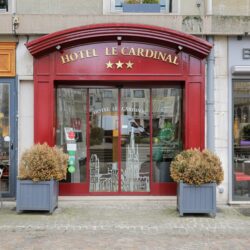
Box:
[55,43,181,76]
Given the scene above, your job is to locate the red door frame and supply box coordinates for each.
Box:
[26,24,212,196]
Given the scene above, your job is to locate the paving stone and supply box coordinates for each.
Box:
[0,200,250,249]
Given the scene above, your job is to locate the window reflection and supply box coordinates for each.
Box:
[89,89,118,192]
[152,87,183,182]
[56,88,87,183]
[56,86,184,192]
[121,89,150,192]
[233,81,250,200]
[0,84,10,192]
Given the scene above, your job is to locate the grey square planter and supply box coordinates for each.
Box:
[177,181,216,217]
[123,4,161,13]
[16,179,58,214]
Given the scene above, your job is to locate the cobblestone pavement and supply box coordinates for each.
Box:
[0,198,250,250]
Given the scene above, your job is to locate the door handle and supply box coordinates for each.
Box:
[10,142,14,150]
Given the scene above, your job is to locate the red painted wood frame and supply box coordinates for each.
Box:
[26,23,212,196]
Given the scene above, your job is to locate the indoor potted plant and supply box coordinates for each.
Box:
[123,0,161,13]
[153,122,182,182]
[170,148,224,217]
[16,143,68,213]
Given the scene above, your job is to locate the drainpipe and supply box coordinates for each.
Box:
[206,36,215,151]
[206,0,213,15]
[11,0,16,14]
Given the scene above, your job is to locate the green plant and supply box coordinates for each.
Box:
[125,0,141,4]
[158,122,175,142]
[170,148,224,185]
[153,122,179,162]
[18,143,68,181]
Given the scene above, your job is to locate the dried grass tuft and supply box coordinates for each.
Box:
[19,143,68,181]
[170,148,224,185]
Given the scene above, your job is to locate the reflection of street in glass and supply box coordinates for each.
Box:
[89,131,150,192]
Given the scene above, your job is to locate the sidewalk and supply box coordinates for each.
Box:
[0,198,250,250]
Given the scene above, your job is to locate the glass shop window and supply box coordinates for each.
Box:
[114,0,172,13]
[56,88,87,184]
[0,0,8,12]
[152,87,183,182]
[233,80,250,201]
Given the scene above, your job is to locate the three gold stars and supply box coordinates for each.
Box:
[106,60,134,69]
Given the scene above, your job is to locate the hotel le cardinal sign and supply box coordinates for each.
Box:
[55,42,182,76]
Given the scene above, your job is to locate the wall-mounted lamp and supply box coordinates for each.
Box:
[117,36,122,46]
[12,15,20,34]
[178,45,183,51]
[56,45,61,51]
[56,45,64,53]
[176,45,183,54]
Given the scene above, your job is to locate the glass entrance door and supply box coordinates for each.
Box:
[56,85,183,195]
[121,89,150,192]
[89,89,118,192]
[0,79,16,197]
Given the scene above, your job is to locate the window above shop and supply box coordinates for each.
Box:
[0,0,8,12]
[115,0,171,13]
[104,0,175,14]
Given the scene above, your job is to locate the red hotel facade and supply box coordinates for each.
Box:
[26,24,212,196]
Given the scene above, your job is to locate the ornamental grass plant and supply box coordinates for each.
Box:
[170,148,224,185]
[18,143,68,182]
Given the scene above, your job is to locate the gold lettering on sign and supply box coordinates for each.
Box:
[153,50,158,59]
[105,47,118,56]
[172,56,178,65]
[61,54,71,64]
[145,49,154,58]
[79,50,86,59]
[60,46,179,65]
[128,48,136,56]
[164,54,172,64]
[157,52,166,62]
[137,48,144,57]
[86,49,98,58]
[105,47,110,55]
[70,52,78,62]
[121,47,129,55]
[61,49,98,64]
